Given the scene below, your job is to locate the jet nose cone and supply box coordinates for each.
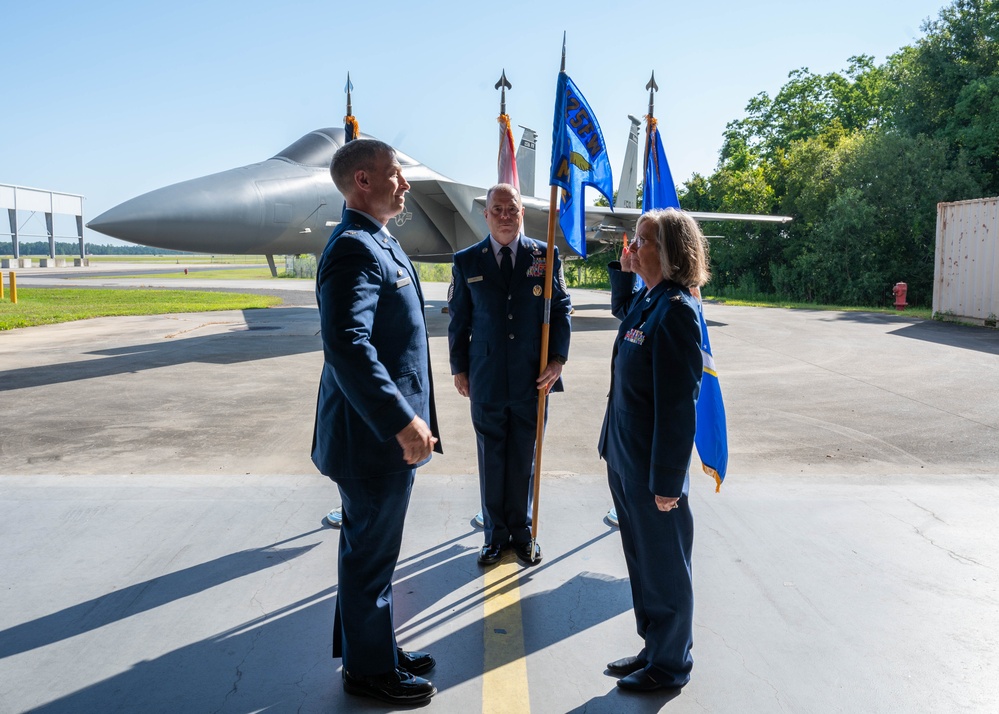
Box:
[88,169,266,252]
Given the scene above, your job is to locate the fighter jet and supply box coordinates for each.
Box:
[88,126,790,275]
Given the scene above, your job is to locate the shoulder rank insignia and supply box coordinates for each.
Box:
[670,294,684,303]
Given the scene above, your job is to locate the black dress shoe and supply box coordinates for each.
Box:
[513,541,542,565]
[606,655,647,676]
[616,668,685,692]
[478,543,504,565]
[397,647,435,675]
[343,667,436,705]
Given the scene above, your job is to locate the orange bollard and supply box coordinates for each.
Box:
[9,271,16,304]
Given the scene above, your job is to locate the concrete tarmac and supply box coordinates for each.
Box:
[2,270,998,713]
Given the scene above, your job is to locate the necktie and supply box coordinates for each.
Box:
[500,246,513,285]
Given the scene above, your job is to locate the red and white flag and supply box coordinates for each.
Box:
[497,113,519,190]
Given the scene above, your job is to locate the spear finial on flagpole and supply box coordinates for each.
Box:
[644,71,659,175]
[495,69,512,116]
[344,72,358,142]
[560,31,566,72]
[646,70,658,118]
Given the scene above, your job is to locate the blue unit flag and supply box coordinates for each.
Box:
[641,112,728,488]
[694,301,728,490]
[642,117,680,211]
[549,72,613,258]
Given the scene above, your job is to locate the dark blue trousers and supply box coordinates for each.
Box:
[607,465,694,686]
[471,398,544,547]
[332,469,414,676]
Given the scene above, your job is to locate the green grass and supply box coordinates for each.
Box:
[701,295,933,319]
[0,289,282,331]
[84,267,307,280]
[85,254,273,265]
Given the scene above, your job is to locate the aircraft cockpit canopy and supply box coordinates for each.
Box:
[272,128,421,169]
[272,130,342,167]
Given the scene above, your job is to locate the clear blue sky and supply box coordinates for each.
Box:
[1,0,948,246]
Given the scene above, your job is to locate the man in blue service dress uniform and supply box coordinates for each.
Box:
[448,183,571,566]
[312,139,442,706]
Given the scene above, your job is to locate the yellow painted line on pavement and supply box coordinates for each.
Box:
[482,557,530,714]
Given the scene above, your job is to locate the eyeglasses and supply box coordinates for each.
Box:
[633,235,656,248]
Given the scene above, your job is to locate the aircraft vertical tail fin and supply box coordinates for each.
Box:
[516,126,538,197]
[616,115,641,209]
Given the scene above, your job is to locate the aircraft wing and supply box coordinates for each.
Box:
[474,195,792,256]
[582,205,793,224]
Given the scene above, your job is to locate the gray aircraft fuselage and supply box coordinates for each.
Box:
[89,128,485,261]
[88,127,790,261]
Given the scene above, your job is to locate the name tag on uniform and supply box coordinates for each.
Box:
[624,328,646,345]
[395,276,412,288]
[467,275,484,283]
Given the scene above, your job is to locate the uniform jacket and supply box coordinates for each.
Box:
[447,235,572,404]
[598,263,702,497]
[311,209,441,479]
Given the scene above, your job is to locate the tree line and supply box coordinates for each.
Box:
[672,0,997,308]
[1,241,187,256]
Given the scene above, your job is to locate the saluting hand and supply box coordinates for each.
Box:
[396,415,437,464]
[620,239,638,273]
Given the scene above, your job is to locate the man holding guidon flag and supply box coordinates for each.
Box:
[448,71,572,567]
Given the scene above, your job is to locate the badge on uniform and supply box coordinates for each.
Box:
[624,328,646,345]
[526,257,546,277]
[467,275,484,283]
[395,276,412,288]
[533,285,542,297]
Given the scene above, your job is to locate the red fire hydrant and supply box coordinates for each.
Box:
[892,282,908,311]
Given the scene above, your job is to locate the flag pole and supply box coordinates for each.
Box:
[643,71,658,203]
[529,36,566,562]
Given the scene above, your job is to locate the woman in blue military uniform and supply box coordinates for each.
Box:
[598,208,710,693]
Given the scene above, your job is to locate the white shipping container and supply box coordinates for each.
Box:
[933,196,999,327]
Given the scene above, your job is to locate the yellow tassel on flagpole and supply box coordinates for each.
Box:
[344,115,359,141]
[702,464,722,493]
